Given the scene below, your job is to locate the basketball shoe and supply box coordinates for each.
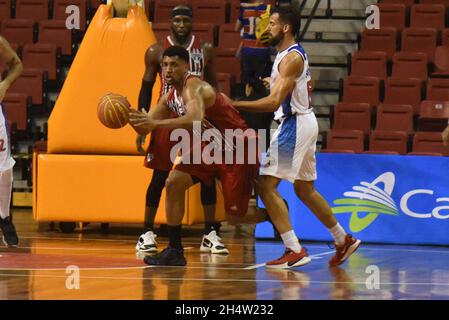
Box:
[136,231,158,253]
[0,216,19,247]
[266,247,311,269]
[200,230,229,255]
[144,247,186,266]
[329,234,361,267]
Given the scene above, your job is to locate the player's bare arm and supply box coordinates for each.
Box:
[443,124,449,146]
[232,52,303,112]
[202,42,219,89]
[0,36,23,103]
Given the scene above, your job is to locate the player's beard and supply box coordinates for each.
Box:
[269,31,284,47]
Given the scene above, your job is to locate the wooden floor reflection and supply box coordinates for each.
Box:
[1,209,449,300]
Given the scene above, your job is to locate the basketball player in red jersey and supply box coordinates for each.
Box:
[130,46,270,266]
[135,6,228,255]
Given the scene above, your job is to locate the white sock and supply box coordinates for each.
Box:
[0,168,13,220]
[329,223,347,246]
[280,230,302,253]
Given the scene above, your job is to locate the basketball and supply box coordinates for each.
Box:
[97,92,131,129]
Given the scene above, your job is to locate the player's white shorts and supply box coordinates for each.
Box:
[260,112,318,183]
[0,106,15,172]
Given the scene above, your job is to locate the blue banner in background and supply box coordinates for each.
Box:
[256,154,449,245]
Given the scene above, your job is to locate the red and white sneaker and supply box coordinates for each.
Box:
[266,247,311,269]
[329,234,361,267]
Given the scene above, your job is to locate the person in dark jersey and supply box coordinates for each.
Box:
[130,46,270,266]
[135,6,229,255]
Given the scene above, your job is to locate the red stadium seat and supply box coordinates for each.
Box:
[378,3,407,31]
[153,0,192,23]
[8,68,45,105]
[214,48,240,83]
[432,46,449,77]
[151,22,171,43]
[217,73,231,97]
[0,19,34,47]
[322,129,365,154]
[392,51,428,81]
[420,0,449,7]
[418,100,449,131]
[53,0,87,31]
[380,0,414,6]
[410,4,446,30]
[2,93,28,131]
[218,24,241,50]
[401,27,437,63]
[192,23,214,45]
[350,51,388,80]
[15,0,49,21]
[192,0,226,25]
[341,76,381,107]
[230,1,240,24]
[360,28,398,61]
[38,20,73,56]
[442,29,449,46]
[426,78,449,100]
[333,102,372,135]
[412,131,449,155]
[22,43,58,81]
[384,77,423,114]
[376,104,414,134]
[367,130,408,155]
[0,0,12,20]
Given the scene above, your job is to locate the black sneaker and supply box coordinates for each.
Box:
[0,217,19,247]
[143,247,186,266]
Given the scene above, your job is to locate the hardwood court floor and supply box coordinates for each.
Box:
[0,209,449,300]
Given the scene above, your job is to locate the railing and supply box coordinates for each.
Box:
[297,0,321,41]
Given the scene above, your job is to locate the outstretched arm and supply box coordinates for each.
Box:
[232,52,303,112]
[0,36,23,102]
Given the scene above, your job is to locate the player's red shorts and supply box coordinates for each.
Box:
[174,133,259,216]
[144,128,178,171]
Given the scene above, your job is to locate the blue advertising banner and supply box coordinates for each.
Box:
[256,154,449,245]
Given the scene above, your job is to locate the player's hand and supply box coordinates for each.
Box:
[260,77,271,91]
[129,109,156,135]
[136,134,146,154]
[442,124,449,146]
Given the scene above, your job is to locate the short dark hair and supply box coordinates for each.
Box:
[162,46,190,63]
[272,6,301,36]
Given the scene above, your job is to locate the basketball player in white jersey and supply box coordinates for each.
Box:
[0,36,22,247]
[232,7,361,268]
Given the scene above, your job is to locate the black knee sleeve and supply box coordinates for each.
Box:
[200,181,216,206]
[146,170,170,208]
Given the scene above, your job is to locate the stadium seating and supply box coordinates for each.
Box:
[401,27,437,63]
[8,68,46,105]
[322,129,365,154]
[0,0,11,20]
[376,104,414,134]
[214,48,241,83]
[218,24,241,50]
[0,19,35,47]
[367,130,408,155]
[418,100,449,131]
[22,43,58,81]
[151,22,171,43]
[380,0,415,6]
[153,0,191,23]
[350,51,388,80]
[392,51,428,81]
[217,72,231,97]
[2,93,29,131]
[426,78,449,100]
[384,77,423,114]
[378,3,407,31]
[360,28,398,60]
[38,20,73,56]
[192,0,226,25]
[192,23,214,45]
[341,76,381,107]
[432,46,449,77]
[410,4,446,30]
[411,131,449,155]
[15,0,49,22]
[333,102,372,135]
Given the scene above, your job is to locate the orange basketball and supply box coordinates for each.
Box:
[97,93,131,129]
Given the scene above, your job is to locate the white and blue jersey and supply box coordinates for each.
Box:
[271,43,313,121]
[260,43,318,183]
